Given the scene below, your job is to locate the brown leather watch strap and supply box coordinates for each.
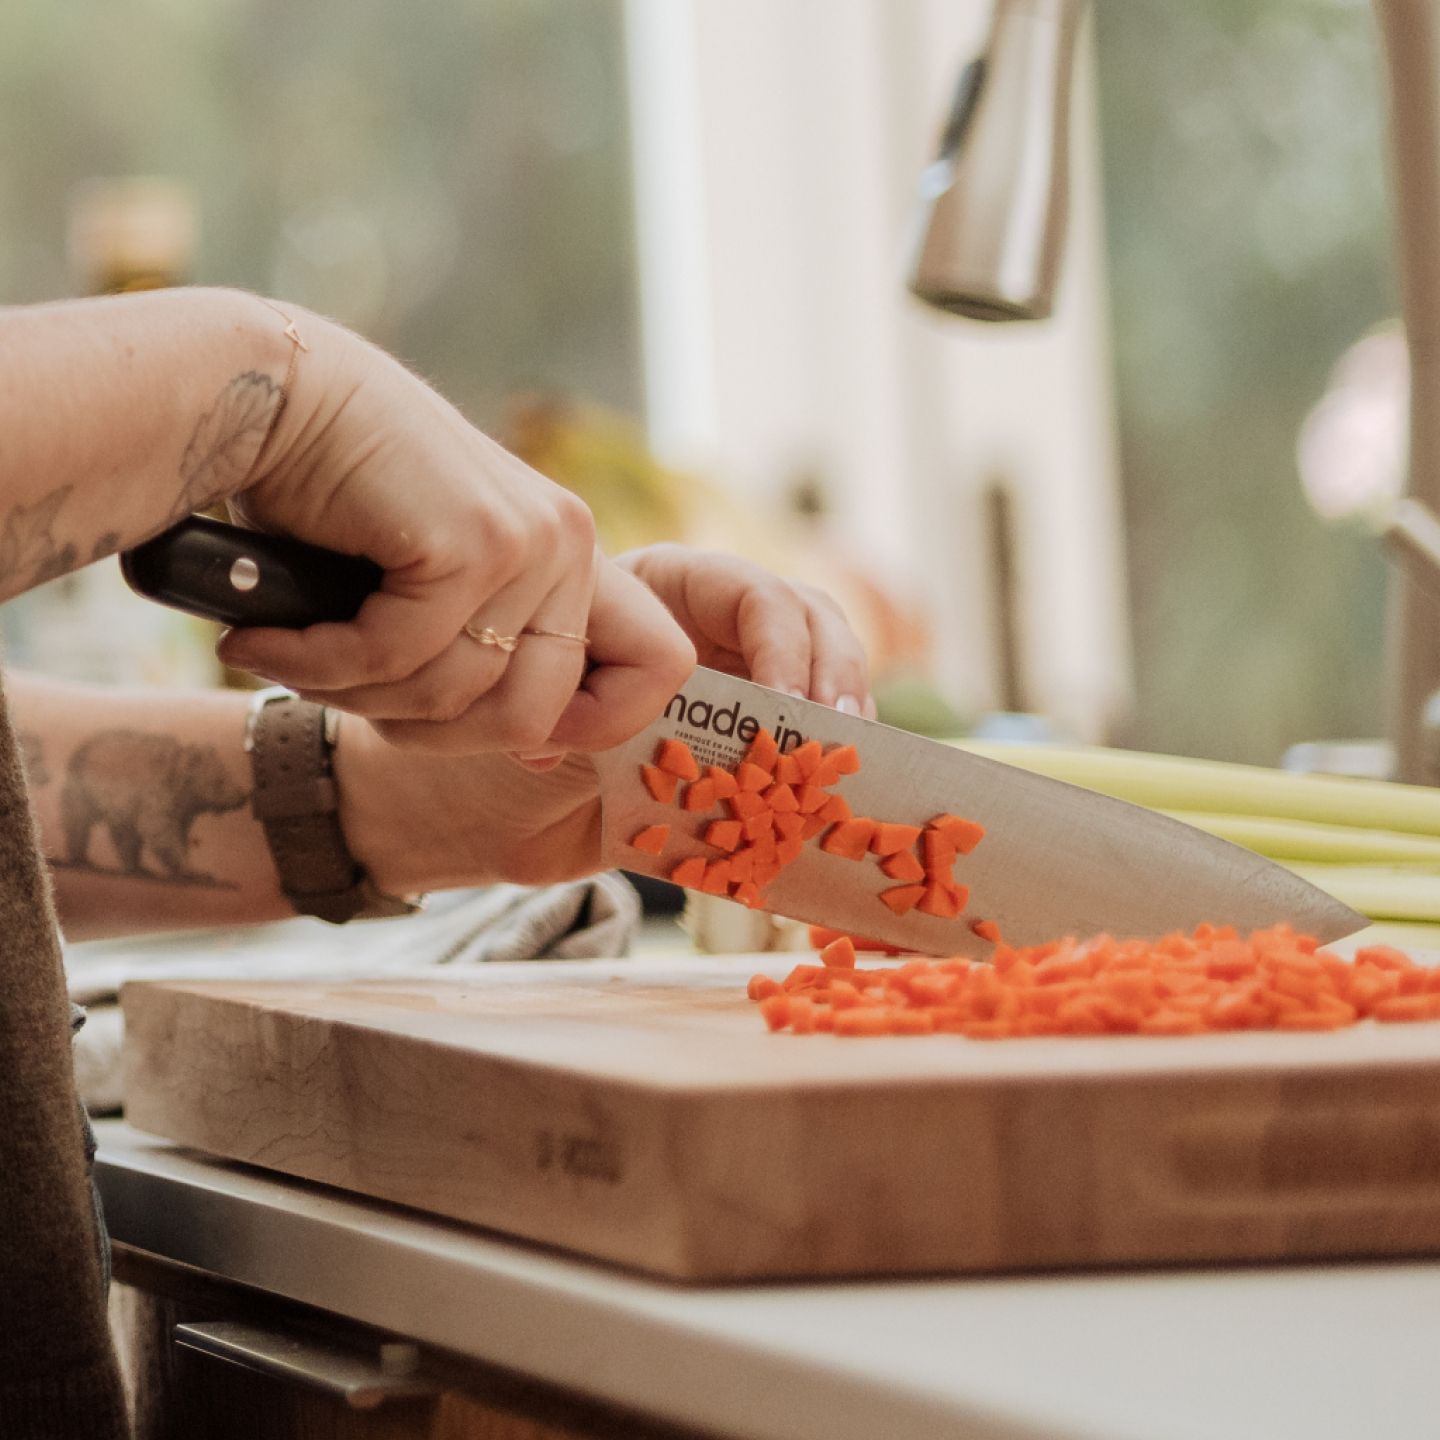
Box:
[245,689,422,923]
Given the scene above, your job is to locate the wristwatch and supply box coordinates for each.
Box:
[244,687,425,923]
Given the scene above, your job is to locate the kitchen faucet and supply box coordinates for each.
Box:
[908,0,1440,783]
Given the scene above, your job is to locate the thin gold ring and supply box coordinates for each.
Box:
[521,626,590,647]
[462,623,519,653]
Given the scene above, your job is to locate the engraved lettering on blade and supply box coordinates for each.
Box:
[172,371,283,521]
[56,730,248,886]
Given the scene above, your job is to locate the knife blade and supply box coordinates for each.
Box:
[122,517,1366,955]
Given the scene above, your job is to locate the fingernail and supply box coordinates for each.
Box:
[787,687,808,701]
[836,694,861,716]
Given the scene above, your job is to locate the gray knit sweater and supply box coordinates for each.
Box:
[0,676,129,1437]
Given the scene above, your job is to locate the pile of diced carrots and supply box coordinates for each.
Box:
[748,925,1440,1038]
[630,730,992,924]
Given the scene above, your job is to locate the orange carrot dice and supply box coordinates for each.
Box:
[700,860,732,895]
[773,812,806,842]
[630,824,670,856]
[774,753,803,785]
[727,847,756,883]
[705,820,742,853]
[776,836,805,864]
[826,744,860,775]
[820,935,858,969]
[879,883,925,915]
[747,973,783,1001]
[742,812,776,843]
[669,856,706,888]
[745,730,780,772]
[728,791,767,820]
[735,762,771,793]
[705,766,739,799]
[869,823,923,857]
[655,739,700,781]
[765,783,800,813]
[733,880,766,908]
[758,993,792,1030]
[817,793,852,823]
[821,818,877,860]
[921,829,958,872]
[881,851,926,883]
[790,740,823,779]
[917,881,963,919]
[794,784,827,815]
[971,918,1003,944]
[682,779,717,812]
[799,815,828,839]
[641,765,679,804]
[930,813,985,854]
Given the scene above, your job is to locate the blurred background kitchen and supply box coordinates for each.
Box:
[0,0,1397,767]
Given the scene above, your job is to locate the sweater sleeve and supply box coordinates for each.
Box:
[0,675,128,1438]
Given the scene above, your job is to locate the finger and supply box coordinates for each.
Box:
[545,562,696,752]
[798,585,873,712]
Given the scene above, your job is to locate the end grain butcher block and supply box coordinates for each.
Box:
[121,957,1440,1282]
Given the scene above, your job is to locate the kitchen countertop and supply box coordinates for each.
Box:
[96,1120,1440,1440]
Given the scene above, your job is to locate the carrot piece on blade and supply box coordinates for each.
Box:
[705,820,742,853]
[669,856,706,888]
[682,779,718,812]
[881,851,926,884]
[879,884,925,915]
[641,765,679,804]
[869,823,923,857]
[820,818,877,860]
[629,824,670,856]
[705,766,739,800]
[655,739,700,781]
[820,935,858,969]
[745,730,781,772]
[930,813,985,854]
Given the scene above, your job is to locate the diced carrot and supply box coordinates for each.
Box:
[820,818,877,860]
[1355,945,1416,972]
[917,882,963,919]
[682,779,718,813]
[735,762,772,793]
[773,811,806,842]
[881,851,926,883]
[790,740,823,779]
[745,730,780,772]
[774,753,803,785]
[921,829,958,872]
[655,739,700,781]
[776,836,805,864]
[795,784,829,815]
[799,815,828,839]
[764,783,800,813]
[630,824,670,856]
[748,973,783,1001]
[705,820,742,853]
[728,790,767,820]
[742,812,776,843]
[700,860,732,895]
[879,883,925,915]
[929,813,985,854]
[820,935,858,969]
[806,925,907,955]
[818,793,852,823]
[669,856,706,888]
[826,744,861,775]
[641,765,679,804]
[833,1007,897,1037]
[759,993,791,1030]
[733,880,765,908]
[1372,994,1440,1022]
[970,918,1003,945]
[869,823,923,857]
[705,766,739,799]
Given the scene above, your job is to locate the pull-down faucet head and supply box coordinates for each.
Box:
[907,0,1087,322]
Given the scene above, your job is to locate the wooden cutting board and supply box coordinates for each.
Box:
[121,957,1440,1281]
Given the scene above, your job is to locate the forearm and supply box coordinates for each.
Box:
[0,288,305,598]
[9,671,292,939]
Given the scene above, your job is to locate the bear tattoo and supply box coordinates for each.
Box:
[61,730,248,882]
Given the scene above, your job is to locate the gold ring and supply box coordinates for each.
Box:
[521,626,590,647]
[462,623,519,652]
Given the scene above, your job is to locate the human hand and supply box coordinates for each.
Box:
[216,304,694,755]
[337,547,873,890]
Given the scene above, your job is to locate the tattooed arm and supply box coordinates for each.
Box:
[7,669,602,942]
[0,287,692,760]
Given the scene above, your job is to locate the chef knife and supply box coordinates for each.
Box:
[122,517,1365,955]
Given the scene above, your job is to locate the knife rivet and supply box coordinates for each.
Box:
[229,557,260,593]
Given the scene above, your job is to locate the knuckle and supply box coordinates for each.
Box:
[552,489,597,552]
[492,700,558,754]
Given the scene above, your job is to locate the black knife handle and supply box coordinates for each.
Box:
[120,516,383,628]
